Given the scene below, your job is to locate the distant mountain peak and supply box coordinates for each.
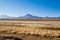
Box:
[22,14,39,18]
[24,14,33,17]
[0,15,14,19]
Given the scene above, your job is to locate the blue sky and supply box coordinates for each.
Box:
[0,0,60,17]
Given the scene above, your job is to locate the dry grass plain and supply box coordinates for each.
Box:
[0,20,60,40]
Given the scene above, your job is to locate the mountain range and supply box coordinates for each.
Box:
[0,14,60,20]
[0,14,40,19]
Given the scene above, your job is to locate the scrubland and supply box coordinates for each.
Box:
[0,21,60,40]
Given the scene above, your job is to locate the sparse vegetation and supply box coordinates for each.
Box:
[0,21,60,40]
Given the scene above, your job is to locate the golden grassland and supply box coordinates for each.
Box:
[0,20,60,40]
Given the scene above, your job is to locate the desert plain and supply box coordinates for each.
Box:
[0,20,60,40]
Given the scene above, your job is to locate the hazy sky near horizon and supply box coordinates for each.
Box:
[0,0,60,17]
